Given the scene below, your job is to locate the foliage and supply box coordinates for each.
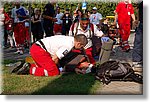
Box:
[3,1,138,17]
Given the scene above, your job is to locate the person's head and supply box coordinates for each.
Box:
[92,7,97,14]
[86,11,91,17]
[124,0,130,4]
[77,9,82,17]
[34,8,41,15]
[73,10,78,16]
[15,2,20,8]
[79,14,90,30]
[74,34,88,49]
[56,7,60,13]
[65,8,70,16]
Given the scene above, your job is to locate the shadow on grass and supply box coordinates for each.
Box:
[31,73,98,95]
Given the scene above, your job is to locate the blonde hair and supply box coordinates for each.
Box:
[34,8,40,13]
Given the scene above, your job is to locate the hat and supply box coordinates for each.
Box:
[92,7,97,10]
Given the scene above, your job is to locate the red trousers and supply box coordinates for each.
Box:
[29,44,60,76]
[14,22,26,45]
[53,24,62,34]
[85,47,96,64]
[118,23,130,49]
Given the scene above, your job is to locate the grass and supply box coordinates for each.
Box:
[1,60,102,95]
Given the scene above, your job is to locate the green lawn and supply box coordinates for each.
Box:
[1,60,102,95]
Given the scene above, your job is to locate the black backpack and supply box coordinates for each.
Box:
[95,61,143,85]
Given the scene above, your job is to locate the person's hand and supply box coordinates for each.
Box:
[78,62,90,69]
[132,20,139,29]
[75,68,86,74]
[52,18,57,22]
[101,36,110,42]
[52,54,59,64]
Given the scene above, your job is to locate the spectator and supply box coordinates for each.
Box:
[16,35,88,76]
[61,8,72,35]
[72,10,79,23]
[4,10,14,48]
[86,10,91,18]
[42,2,56,37]
[90,7,102,29]
[114,0,136,52]
[31,8,44,42]
[11,2,29,54]
[69,14,104,65]
[53,7,63,35]
[0,7,5,48]
[132,1,143,68]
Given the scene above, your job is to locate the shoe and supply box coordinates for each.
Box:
[121,47,130,52]
[16,62,30,75]
[132,62,143,68]
[14,50,24,55]
[19,50,24,55]
[14,50,20,54]
[9,61,25,73]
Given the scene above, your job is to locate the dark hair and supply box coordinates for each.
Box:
[74,34,88,47]
[80,14,89,21]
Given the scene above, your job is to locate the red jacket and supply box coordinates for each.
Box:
[115,2,134,24]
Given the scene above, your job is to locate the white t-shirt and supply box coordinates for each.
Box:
[36,35,74,60]
[90,13,102,25]
[55,12,63,24]
[69,23,103,49]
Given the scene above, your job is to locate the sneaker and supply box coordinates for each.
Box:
[19,50,24,55]
[9,61,24,73]
[14,50,20,54]
[132,62,143,68]
[121,47,130,52]
[16,62,30,75]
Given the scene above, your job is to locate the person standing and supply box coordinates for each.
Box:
[53,7,63,35]
[31,8,44,42]
[114,0,136,52]
[61,8,72,35]
[42,2,56,37]
[89,7,103,29]
[4,10,14,48]
[11,2,29,54]
[0,7,5,48]
[132,1,143,68]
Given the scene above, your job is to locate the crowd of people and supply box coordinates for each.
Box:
[0,0,143,76]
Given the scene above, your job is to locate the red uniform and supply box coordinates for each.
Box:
[69,22,104,64]
[115,2,134,50]
[29,35,75,76]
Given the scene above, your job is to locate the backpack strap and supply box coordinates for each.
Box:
[71,22,79,36]
[89,23,94,38]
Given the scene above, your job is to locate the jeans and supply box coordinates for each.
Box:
[132,23,143,62]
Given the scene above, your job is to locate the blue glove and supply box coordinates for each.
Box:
[101,37,110,42]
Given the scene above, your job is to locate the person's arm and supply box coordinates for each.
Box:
[52,54,59,64]
[93,24,104,37]
[42,15,57,22]
[32,16,41,23]
[131,13,136,22]
[113,11,118,25]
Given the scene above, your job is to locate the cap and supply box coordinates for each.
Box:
[92,7,97,10]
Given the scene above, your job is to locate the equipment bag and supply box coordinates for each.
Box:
[95,60,143,85]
